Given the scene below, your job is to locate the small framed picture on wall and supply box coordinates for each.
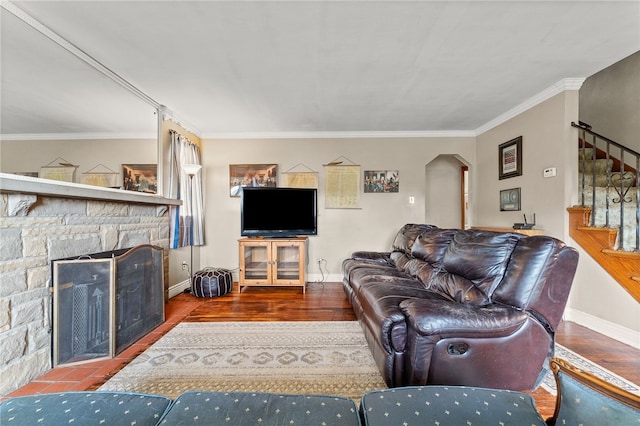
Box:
[500,187,521,211]
[498,136,522,180]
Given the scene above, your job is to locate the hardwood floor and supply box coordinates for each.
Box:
[183,282,640,419]
[6,281,638,421]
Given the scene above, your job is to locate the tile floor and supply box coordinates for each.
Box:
[3,296,204,399]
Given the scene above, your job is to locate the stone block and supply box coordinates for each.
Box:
[23,236,47,258]
[0,348,50,396]
[0,327,27,365]
[0,298,10,332]
[12,299,43,328]
[28,321,51,353]
[0,270,27,298]
[30,197,86,216]
[0,228,22,261]
[6,194,37,216]
[87,200,128,216]
[48,235,102,260]
[27,266,50,290]
[118,231,151,248]
[130,204,160,217]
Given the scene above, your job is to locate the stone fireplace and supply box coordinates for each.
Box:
[0,174,178,396]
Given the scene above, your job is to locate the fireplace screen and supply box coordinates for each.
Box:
[52,245,164,366]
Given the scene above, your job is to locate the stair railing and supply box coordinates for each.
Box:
[573,121,640,251]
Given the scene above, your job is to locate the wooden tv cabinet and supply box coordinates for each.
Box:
[238,237,308,293]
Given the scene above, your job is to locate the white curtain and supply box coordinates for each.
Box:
[169,129,204,249]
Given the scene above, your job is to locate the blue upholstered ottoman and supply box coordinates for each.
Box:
[158,391,361,425]
[0,391,172,426]
[360,386,546,426]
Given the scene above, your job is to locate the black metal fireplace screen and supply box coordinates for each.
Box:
[51,245,164,367]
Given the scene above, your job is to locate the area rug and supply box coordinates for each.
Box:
[541,343,640,396]
[99,321,640,400]
[99,321,387,401]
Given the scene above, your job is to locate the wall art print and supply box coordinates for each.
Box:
[122,164,157,193]
[229,164,277,197]
[498,136,522,180]
[500,187,521,211]
[364,170,399,193]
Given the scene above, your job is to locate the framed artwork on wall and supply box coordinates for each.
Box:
[498,136,522,180]
[500,187,521,211]
[364,170,399,193]
[229,163,277,197]
[122,164,157,193]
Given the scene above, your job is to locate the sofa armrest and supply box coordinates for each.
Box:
[399,298,528,338]
[547,358,640,425]
[398,299,534,386]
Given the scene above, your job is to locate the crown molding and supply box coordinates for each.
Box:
[202,130,476,140]
[474,78,586,135]
[0,132,156,141]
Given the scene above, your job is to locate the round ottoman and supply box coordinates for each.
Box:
[191,267,233,297]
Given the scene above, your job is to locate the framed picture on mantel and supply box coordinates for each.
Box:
[498,136,522,180]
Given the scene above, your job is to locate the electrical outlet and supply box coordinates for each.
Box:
[182,261,188,270]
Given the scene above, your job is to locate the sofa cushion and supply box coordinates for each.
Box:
[418,268,490,305]
[360,386,546,426]
[0,391,172,426]
[410,228,456,265]
[441,230,521,296]
[390,224,437,269]
[159,391,361,425]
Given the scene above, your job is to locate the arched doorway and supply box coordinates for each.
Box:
[424,155,470,229]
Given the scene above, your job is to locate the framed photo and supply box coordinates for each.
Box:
[229,164,277,197]
[122,164,157,193]
[364,170,399,193]
[500,187,521,211]
[498,136,522,180]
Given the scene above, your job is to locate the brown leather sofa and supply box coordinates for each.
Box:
[342,223,579,390]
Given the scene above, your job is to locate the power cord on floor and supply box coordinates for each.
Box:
[308,258,328,290]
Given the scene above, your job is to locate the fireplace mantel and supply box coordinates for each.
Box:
[0,173,181,206]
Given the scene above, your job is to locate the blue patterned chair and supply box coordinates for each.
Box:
[547,358,640,425]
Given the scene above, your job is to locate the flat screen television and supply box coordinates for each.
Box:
[241,187,318,237]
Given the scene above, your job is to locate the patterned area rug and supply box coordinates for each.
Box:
[541,343,640,396]
[99,321,640,400]
[99,321,387,401]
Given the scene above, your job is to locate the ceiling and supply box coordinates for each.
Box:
[1,1,639,139]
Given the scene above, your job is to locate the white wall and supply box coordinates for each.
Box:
[199,136,474,281]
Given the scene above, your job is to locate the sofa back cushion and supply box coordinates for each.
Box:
[390,224,437,269]
[492,236,578,329]
[411,229,456,266]
[440,230,521,296]
[406,229,519,305]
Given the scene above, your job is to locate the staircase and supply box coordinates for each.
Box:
[568,121,640,303]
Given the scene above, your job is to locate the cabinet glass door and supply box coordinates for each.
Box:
[242,244,269,281]
[274,244,301,282]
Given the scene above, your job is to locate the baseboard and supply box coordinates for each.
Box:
[564,307,640,349]
[169,279,191,298]
[307,273,343,284]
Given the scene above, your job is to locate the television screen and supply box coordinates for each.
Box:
[241,187,317,237]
